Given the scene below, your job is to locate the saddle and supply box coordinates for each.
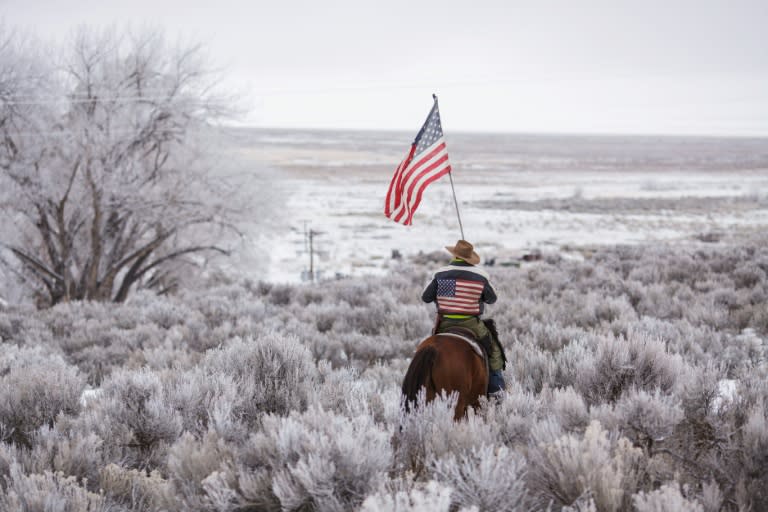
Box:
[441,326,486,357]
[432,315,508,369]
[438,327,491,359]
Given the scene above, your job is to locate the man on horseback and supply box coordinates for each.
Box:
[421,240,506,398]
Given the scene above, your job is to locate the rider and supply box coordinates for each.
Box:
[421,240,506,398]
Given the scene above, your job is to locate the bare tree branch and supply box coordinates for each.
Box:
[0,26,240,306]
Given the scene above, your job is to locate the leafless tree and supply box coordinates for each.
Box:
[0,26,240,306]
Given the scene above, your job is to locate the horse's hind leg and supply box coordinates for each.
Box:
[454,398,468,420]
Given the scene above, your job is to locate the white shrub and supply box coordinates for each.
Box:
[568,331,684,405]
[313,362,380,418]
[164,367,244,440]
[76,367,182,469]
[166,431,235,511]
[507,341,557,393]
[16,427,104,486]
[394,391,496,474]
[360,480,457,512]
[632,483,703,512]
[528,420,645,511]
[238,407,392,511]
[611,388,683,449]
[549,386,590,432]
[0,345,84,447]
[430,444,530,512]
[0,463,108,511]
[698,480,723,512]
[201,333,318,418]
[100,462,177,511]
[481,385,544,447]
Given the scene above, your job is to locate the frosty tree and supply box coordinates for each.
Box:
[0,27,238,306]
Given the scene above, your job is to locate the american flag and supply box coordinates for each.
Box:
[436,278,484,315]
[384,95,451,225]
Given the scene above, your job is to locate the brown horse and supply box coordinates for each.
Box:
[401,331,488,420]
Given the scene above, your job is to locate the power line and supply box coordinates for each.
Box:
[1,88,187,101]
[2,95,211,106]
[1,123,200,137]
[2,127,199,137]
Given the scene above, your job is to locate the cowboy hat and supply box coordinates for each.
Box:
[445,240,480,265]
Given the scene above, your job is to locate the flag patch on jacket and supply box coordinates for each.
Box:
[436,278,484,314]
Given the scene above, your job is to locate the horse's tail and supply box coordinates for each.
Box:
[401,345,437,412]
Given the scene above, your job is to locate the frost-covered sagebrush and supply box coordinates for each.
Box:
[0,238,766,510]
[0,346,84,448]
[430,444,530,512]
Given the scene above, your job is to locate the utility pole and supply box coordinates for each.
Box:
[309,229,316,282]
[305,226,324,282]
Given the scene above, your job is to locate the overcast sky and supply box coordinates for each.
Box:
[4,0,767,135]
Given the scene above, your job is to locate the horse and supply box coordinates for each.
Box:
[400,324,492,420]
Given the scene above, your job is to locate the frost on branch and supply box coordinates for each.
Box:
[360,480,457,512]
[528,420,646,511]
[201,333,319,418]
[0,345,84,448]
[632,483,704,512]
[0,464,107,512]
[238,407,391,511]
[0,26,241,305]
[430,444,531,512]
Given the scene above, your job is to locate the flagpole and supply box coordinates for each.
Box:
[448,170,465,240]
[433,93,465,241]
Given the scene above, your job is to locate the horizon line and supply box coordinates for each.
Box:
[218,122,768,140]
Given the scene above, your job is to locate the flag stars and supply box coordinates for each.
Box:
[413,106,445,155]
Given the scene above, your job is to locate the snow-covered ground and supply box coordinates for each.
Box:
[225,129,768,283]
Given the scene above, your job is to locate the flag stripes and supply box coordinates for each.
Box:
[384,145,414,219]
[387,139,451,225]
[384,96,452,225]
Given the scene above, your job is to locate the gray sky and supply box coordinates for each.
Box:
[4,0,767,135]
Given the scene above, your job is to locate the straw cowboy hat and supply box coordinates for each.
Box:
[445,240,480,265]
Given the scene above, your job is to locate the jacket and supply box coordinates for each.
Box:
[421,260,497,316]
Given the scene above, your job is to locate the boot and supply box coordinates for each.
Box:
[488,370,506,402]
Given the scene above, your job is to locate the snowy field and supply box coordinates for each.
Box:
[225,128,768,282]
